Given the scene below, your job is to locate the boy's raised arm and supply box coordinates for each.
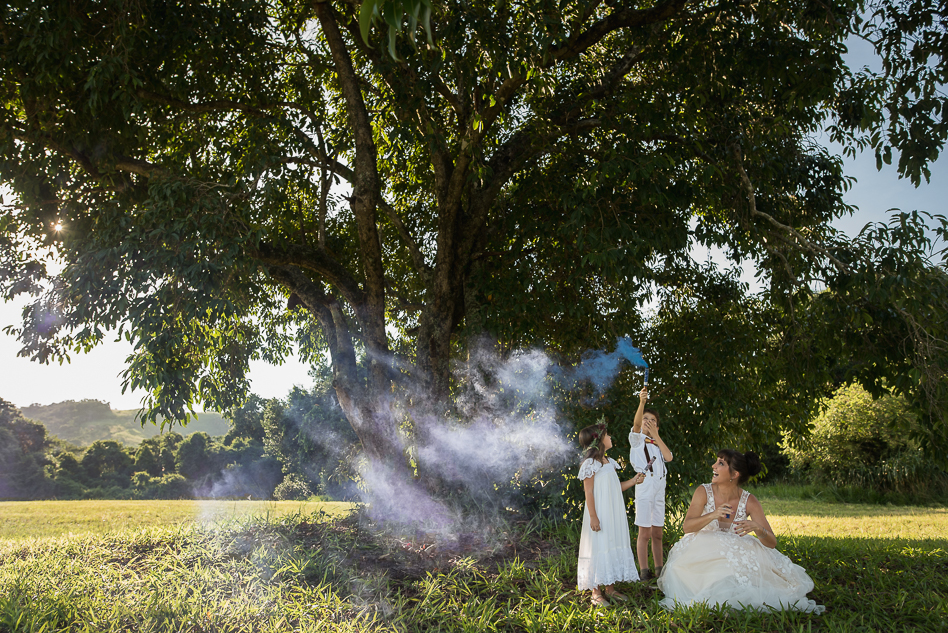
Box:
[632,386,648,434]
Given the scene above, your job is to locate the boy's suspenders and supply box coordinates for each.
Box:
[644,441,665,479]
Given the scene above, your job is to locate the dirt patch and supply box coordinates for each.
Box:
[293,512,568,583]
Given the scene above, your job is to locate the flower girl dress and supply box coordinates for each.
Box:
[576,457,640,590]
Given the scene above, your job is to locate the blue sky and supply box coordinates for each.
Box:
[1,39,945,412]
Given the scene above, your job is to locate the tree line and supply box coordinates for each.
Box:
[0,373,360,501]
[4,376,942,506]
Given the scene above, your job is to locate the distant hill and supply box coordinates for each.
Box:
[20,399,230,446]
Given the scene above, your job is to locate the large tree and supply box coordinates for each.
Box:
[1,0,946,478]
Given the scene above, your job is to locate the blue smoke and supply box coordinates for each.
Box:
[556,336,649,393]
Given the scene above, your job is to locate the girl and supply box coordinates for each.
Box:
[577,421,645,606]
[658,449,823,613]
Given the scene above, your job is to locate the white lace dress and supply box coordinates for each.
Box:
[577,457,639,590]
[658,483,824,613]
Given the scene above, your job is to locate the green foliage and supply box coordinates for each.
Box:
[831,0,948,185]
[224,393,267,444]
[0,398,54,499]
[273,474,314,501]
[138,432,184,476]
[0,390,357,501]
[358,0,433,59]
[784,383,948,497]
[752,480,948,506]
[1,0,947,501]
[173,432,212,480]
[80,440,134,488]
[9,384,360,503]
[130,473,193,500]
[261,378,360,500]
[132,444,162,478]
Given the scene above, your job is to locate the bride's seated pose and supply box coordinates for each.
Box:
[658,449,824,613]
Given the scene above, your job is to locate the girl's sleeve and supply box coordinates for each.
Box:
[578,458,599,480]
[608,457,620,469]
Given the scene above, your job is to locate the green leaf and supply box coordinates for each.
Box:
[359,0,378,45]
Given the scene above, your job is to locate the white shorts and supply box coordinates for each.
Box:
[634,479,666,527]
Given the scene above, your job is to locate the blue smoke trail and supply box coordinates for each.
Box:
[555,336,649,393]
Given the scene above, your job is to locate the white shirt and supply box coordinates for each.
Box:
[628,431,666,480]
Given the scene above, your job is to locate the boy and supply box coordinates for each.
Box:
[629,386,673,580]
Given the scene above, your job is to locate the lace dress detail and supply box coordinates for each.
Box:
[658,483,824,613]
[701,483,749,534]
[576,458,639,589]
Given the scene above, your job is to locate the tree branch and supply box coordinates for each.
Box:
[379,199,432,277]
[255,242,366,309]
[549,0,690,63]
[9,126,164,181]
[729,142,851,275]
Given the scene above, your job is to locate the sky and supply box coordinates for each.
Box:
[1,37,945,412]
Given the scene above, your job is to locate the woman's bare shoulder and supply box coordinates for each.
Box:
[745,492,765,511]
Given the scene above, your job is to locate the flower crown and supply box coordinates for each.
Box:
[581,417,608,457]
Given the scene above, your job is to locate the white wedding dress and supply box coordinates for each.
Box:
[658,483,824,613]
[576,457,639,590]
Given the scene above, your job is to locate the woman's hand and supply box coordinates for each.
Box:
[734,518,763,537]
[713,504,734,522]
[590,516,601,532]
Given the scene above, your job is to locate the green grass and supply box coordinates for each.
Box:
[1,500,946,632]
[0,499,355,540]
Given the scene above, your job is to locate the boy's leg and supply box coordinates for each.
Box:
[652,488,667,576]
[651,526,664,567]
[633,485,654,575]
[636,526,651,573]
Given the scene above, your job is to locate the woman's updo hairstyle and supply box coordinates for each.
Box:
[717,449,762,484]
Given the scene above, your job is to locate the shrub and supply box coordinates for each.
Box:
[273,474,312,501]
[784,383,946,497]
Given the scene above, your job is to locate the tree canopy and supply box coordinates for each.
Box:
[2,0,947,482]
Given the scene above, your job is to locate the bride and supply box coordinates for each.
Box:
[658,449,824,613]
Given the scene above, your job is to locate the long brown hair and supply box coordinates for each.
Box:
[579,422,607,463]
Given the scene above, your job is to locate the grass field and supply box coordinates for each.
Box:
[754,497,948,540]
[1,496,945,632]
[0,499,355,540]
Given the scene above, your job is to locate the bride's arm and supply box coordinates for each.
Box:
[735,495,778,548]
[682,486,728,533]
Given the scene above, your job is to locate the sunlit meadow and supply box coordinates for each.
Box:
[1,492,945,632]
